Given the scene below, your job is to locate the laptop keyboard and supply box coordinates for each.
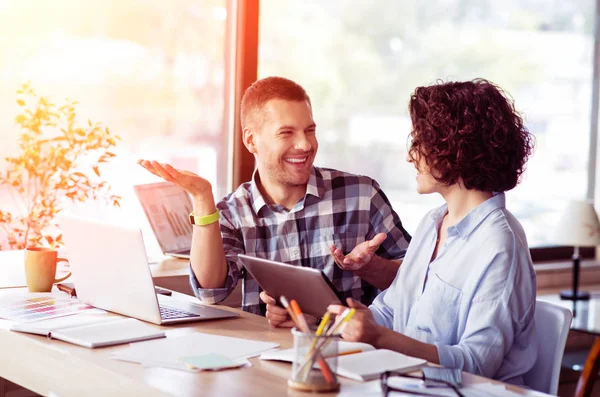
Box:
[159,305,202,319]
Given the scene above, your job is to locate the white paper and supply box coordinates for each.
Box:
[111,332,279,371]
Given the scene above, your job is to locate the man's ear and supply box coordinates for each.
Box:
[242,127,257,154]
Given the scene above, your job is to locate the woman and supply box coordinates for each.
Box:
[329,79,536,385]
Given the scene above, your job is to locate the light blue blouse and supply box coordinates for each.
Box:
[370,193,537,385]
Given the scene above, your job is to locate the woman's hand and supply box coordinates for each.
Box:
[328,298,383,345]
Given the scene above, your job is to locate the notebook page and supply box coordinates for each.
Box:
[52,317,165,348]
[333,349,427,381]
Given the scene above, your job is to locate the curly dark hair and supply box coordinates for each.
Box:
[408,79,534,192]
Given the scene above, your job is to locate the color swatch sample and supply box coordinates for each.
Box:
[0,292,94,322]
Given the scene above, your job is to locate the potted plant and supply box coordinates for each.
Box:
[0,82,121,250]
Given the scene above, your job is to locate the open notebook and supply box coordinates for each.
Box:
[260,341,427,382]
[10,313,165,348]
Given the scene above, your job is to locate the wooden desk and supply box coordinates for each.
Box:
[0,289,552,397]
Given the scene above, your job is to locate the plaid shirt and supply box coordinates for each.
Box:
[190,166,411,315]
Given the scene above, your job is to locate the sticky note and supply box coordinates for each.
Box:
[181,354,244,371]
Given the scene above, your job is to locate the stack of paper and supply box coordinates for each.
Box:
[111,332,279,371]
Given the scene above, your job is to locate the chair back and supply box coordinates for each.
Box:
[523,299,572,395]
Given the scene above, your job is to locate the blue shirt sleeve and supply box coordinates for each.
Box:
[370,288,395,329]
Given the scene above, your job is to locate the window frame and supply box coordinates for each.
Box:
[235,0,600,263]
[227,0,258,191]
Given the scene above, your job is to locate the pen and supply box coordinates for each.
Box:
[331,308,356,336]
[325,308,356,336]
[300,312,331,380]
[306,311,331,357]
[323,349,363,359]
[290,300,310,333]
[279,296,299,325]
[315,312,331,337]
[324,308,348,335]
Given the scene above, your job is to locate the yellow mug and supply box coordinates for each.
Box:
[24,247,72,292]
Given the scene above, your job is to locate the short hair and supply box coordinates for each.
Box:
[240,76,311,129]
[408,79,534,192]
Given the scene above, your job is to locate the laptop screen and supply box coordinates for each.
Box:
[134,182,193,254]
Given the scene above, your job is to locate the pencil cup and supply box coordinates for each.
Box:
[287,328,340,393]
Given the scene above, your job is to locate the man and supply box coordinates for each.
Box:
[138,76,410,326]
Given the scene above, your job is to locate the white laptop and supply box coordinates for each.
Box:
[134,182,193,259]
[58,214,238,325]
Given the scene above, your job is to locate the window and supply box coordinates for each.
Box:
[0,0,230,257]
[259,0,596,248]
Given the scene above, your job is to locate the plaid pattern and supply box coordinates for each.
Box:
[190,166,411,315]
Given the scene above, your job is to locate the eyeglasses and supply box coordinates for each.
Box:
[380,371,465,397]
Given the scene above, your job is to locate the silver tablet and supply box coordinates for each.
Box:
[238,254,344,317]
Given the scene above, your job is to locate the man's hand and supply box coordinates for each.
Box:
[137,160,213,204]
[260,291,317,328]
[328,298,382,345]
[330,233,387,272]
[260,291,295,328]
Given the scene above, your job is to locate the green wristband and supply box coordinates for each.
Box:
[189,209,220,226]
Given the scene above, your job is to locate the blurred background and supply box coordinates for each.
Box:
[0,0,596,255]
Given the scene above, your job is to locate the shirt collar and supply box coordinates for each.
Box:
[306,166,324,199]
[430,192,506,239]
[250,166,324,214]
[250,170,268,214]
